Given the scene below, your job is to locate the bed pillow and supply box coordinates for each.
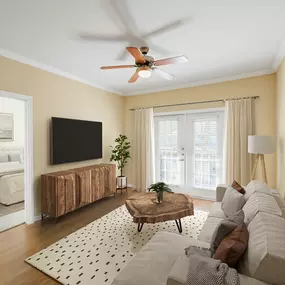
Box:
[0,161,21,172]
[222,186,246,217]
[0,153,9,163]
[8,152,21,163]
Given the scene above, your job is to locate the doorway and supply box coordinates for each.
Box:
[154,109,224,200]
[0,91,33,232]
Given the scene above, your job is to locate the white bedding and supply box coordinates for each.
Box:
[0,161,24,205]
[0,161,24,177]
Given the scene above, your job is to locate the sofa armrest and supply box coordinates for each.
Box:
[216,184,228,202]
[167,256,188,285]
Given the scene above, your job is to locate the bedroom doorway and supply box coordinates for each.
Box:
[0,91,33,232]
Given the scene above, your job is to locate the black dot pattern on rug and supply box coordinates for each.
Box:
[25,205,208,285]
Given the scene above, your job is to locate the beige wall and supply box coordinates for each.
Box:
[125,75,277,188]
[277,58,285,198]
[0,56,124,215]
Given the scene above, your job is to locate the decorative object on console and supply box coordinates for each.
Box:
[110,134,131,194]
[248,135,275,184]
[0,113,13,141]
[41,164,116,219]
[148,181,173,203]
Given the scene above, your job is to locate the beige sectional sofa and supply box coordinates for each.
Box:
[112,181,285,285]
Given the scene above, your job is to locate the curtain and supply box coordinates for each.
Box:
[224,98,254,185]
[132,108,155,191]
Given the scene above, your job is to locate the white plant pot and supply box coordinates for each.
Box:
[117,176,127,188]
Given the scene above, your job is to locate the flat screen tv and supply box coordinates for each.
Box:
[51,117,102,165]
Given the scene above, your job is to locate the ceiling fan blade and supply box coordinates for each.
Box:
[79,33,128,42]
[128,70,139,83]
[144,18,190,39]
[126,47,145,63]
[153,68,174,80]
[154,56,188,66]
[100,65,135,70]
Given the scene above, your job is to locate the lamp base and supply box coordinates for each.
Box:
[251,154,268,184]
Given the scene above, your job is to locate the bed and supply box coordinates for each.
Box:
[0,149,24,206]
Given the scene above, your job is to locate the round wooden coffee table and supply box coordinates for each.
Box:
[125,192,194,233]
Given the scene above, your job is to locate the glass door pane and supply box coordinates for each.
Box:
[154,116,184,190]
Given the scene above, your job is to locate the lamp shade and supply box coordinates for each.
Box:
[248,135,275,154]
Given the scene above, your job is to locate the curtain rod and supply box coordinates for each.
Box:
[129,96,259,111]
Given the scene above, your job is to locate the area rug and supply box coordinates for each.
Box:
[26,205,208,285]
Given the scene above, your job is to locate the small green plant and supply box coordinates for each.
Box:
[148,182,173,203]
[110,134,131,177]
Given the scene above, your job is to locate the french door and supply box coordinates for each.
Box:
[154,111,224,198]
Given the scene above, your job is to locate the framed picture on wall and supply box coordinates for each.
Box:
[0,113,14,141]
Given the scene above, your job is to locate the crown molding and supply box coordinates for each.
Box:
[0,49,277,97]
[0,49,122,95]
[272,37,285,71]
[124,68,275,96]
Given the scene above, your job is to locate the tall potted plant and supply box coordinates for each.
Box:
[148,182,173,203]
[110,134,131,190]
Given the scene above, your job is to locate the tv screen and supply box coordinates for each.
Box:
[51,117,102,165]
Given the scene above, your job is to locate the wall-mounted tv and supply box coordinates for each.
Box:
[51,117,102,165]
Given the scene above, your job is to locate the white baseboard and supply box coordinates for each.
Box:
[0,210,25,232]
[33,215,41,222]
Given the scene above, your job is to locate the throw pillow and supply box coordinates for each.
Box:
[227,209,245,225]
[214,223,249,268]
[210,210,244,251]
[222,186,246,217]
[231,180,245,194]
[210,220,238,251]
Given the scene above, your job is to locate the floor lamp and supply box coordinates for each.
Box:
[248,136,275,184]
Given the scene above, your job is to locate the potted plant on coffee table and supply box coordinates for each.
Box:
[110,134,131,193]
[148,182,173,203]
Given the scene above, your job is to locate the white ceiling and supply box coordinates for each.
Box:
[1,0,285,96]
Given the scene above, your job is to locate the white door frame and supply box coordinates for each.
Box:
[0,90,34,224]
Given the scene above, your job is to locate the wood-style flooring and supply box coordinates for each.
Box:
[0,189,213,285]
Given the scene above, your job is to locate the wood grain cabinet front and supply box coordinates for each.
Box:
[41,164,116,219]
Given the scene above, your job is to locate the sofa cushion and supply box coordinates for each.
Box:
[210,219,238,251]
[238,212,285,285]
[214,223,249,268]
[243,192,282,225]
[198,217,223,243]
[168,257,269,285]
[244,180,271,201]
[222,186,246,217]
[272,191,285,218]
[208,202,227,219]
[112,231,210,285]
[167,256,189,285]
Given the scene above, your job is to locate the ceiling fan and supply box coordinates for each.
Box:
[100,46,188,83]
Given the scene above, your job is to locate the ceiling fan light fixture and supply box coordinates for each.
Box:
[138,67,152,78]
